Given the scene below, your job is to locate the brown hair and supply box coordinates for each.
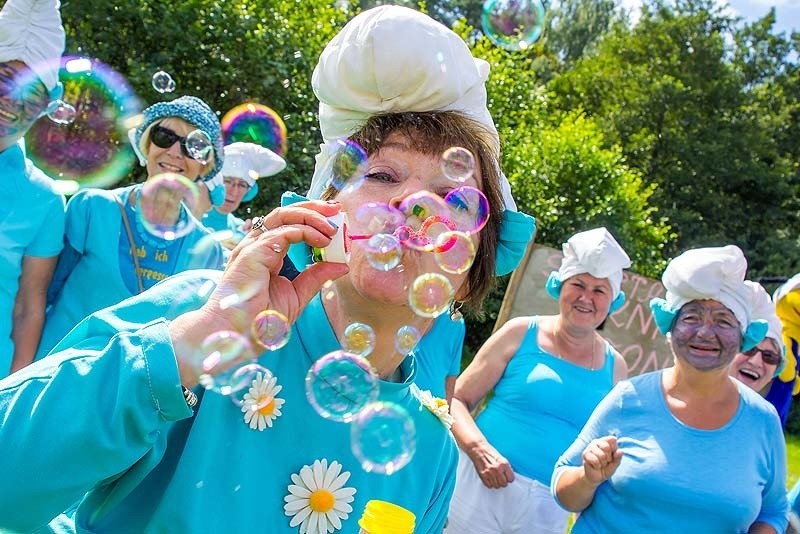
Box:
[322,111,503,313]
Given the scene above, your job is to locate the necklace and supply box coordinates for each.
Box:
[553,322,597,370]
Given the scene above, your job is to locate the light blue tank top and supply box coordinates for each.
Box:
[476,317,615,483]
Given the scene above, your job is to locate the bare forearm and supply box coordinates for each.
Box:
[553,466,602,512]
[450,398,491,454]
[10,307,45,373]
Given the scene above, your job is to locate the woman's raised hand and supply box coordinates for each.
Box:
[581,436,623,485]
[171,200,350,386]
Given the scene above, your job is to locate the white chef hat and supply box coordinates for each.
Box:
[221,142,286,186]
[308,5,515,210]
[0,0,65,98]
[745,280,784,356]
[549,227,631,299]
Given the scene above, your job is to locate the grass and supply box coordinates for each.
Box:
[787,433,800,489]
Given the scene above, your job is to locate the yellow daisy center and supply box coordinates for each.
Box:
[257,396,275,416]
[308,489,335,513]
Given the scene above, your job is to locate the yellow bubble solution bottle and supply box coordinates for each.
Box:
[358,500,416,534]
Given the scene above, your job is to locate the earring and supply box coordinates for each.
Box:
[449,300,464,321]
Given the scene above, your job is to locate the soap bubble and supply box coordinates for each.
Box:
[363,233,402,271]
[444,186,490,234]
[329,139,368,194]
[151,70,176,93]
[395,325,422,355]
[197,331,252,394]
[25,56,142,192]
[409,273,454,318]
[441,147,475,183]
[482,0,546,51]
[351,401,416,475]
[136,173,199,240]
[342,322,377,357]
[221,102,287,156]
[434,231,476,274]
[251,310,291,351]
[305,350,379,422]
[185,129,213,164]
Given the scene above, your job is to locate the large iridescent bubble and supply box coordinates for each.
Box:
[221,102,287,156]
[305,350,379,422]
[481,0,546,51]
[351,401,416,475]
[25,56,143,194]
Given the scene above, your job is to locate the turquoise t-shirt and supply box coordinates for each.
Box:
[413,314,464,398]
[37,185,224,359]
[789,479,800,516]
[202,208,244,234]
[552,370,789,533]
[0,143,65,375]
[0,270,457,533]
[477,317,615,483]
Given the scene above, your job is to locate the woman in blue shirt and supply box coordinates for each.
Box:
[447,227,630,534]
[37,95,225,359]
[0,7,535,533]
[553,245,788,533]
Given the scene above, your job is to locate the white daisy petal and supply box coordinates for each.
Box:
[285,498,311,512]
[326,510,342,530]
[332,501,353,514]
[289,505,311,526]
[300,465,317,490]
[287,484,312,498]
[322,461,341,488]
[284,460,357,533]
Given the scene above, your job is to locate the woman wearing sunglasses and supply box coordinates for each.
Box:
[552,245,788,533]
[729,281,785,394]
[36,95,225,360]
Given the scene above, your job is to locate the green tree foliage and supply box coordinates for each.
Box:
[60,0,351,212]
[545,0,618,64]
[547,0,800,277]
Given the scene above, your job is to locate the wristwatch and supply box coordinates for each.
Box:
[182,385,198,409]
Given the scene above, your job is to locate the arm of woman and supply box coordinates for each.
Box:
[10,255,57,372]
[611,349,628,384]
[450,316,528,488]
[749,413,789,533]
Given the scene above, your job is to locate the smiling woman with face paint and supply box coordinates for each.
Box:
[35,96,225,360]
[447,227,630,534]
[553,245,789,533]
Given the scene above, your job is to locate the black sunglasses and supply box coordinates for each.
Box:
[742,346,782,366]
[150,124,195,159]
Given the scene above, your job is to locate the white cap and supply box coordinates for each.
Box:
[662,245,752,333]
[308,5,516,210]
[557,227,631,298]
[745,280,783,353]
[221,142,286,186]
[0,0,65,94]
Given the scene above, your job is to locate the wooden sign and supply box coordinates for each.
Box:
[495,244,674,376]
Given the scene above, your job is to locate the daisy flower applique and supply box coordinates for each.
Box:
[414,386,455,429]
[284,459,357,534]
[241,371,285,431]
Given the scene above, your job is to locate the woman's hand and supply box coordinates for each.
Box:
[469,444,515,489]
[171,200,350,386]
[581,436,623,485]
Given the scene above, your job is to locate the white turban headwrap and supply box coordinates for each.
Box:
[556,227,631,299]
[0,0,65,95]
[662,245,753,333]
[308,5,516,210]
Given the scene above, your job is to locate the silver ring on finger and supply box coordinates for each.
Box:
[251,216,266,235]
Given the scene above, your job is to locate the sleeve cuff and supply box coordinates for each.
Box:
[137,320,194,422]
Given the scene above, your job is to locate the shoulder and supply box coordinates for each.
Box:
[736,380,783,422]
[23,162,65,203]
